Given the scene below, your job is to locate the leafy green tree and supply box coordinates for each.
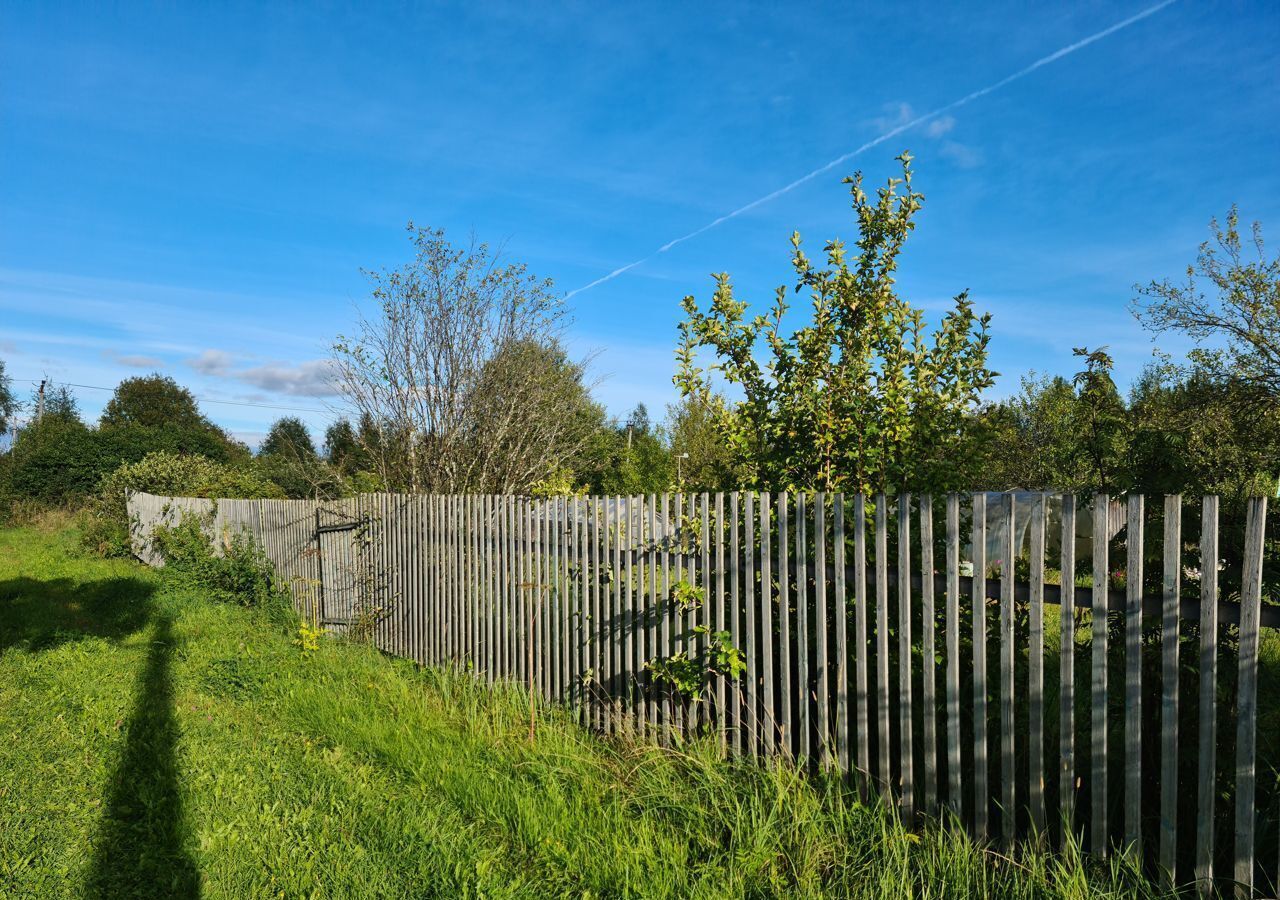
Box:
[464,339,606,493]
[0,358,16,437]
[5,416,104,503]
[1129,362,1280,500]
[36,384,80,424]
[99,374,245,463]
[324,418,365,475]
[260,417,317,459]
[101,374,208,430]
[332,224,580,493]
[579,404,671,495]
[975,374,1080,490]
[664,393,736,491]
[257,416,341,499]
[1133,208,1280,398]
[1069,347,1130,494]
[675,153,994,493]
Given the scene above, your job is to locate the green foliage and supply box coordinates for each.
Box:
[644,651,702,698]
[669,579,704,610]
[676,154,994,493]
[84,451,284,557]
[1069,347,1129,494]
[0,357,16,435]
[101,374,209,430]
[260,416,317,459]
[148,511,291,613]
[699,627,747,680]
[323,418,368,476]
[4,415,110,504]
[579,404,672,495]
[255,417,342,500]
[1133,207,1280,398]
[664,394,737,491]
[1129,362,1280,500]
[646,626,747,700]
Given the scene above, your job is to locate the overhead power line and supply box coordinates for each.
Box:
[12,378,340,416]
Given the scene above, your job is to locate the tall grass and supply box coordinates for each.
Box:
[0,526,1170,898]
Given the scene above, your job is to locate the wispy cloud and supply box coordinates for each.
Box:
[236,359,339,398]
[564,0,1179,300]
[940,140,983,169]
[187,349,235,376]
[186,348,339,398]
[105,351,165,369]
[926,115,956,138]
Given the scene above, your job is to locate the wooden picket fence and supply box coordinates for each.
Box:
[127,490,1278,895]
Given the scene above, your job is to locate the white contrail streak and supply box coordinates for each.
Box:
[565,0,1177,300]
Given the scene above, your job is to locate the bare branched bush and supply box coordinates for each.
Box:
[332,224,603,493]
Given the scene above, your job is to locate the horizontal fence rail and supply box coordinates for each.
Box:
[127,489,1278,895]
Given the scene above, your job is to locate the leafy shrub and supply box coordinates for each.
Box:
[5,418,113,504]
[84,451,284,557]
[149,511,291,617]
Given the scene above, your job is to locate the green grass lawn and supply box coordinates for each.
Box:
[0,526,1165,899]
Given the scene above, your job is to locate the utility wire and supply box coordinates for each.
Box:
[12,377,340,416]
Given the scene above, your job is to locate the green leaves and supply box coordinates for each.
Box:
[675,154,994,493]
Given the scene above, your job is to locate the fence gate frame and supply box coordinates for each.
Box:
[314,505,367,627]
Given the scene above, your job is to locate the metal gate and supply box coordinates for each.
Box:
[315,505,367,626]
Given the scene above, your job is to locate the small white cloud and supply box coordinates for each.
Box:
[106,351,164,369]
[926,115,956,138]
[940,140,983,169]
[236,359,339,398]
[188,349,234,376]
[869,101,916,133]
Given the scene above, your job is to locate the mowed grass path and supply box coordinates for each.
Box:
[0,526,1163,899]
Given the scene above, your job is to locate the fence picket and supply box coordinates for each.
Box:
[876,495,892,800]
[816,493,830,771]
[1092,493,1110,856]
[1000,493,1015,844]
[1060,495,1077,844]
[972,492,989,838]
[898,494,915,815]
[779,493,792,759]
[1233,497,1267,894]
[721,492,732,748]
[1159,495,1181,884]
[1029,493,1046,834]
[1125,494,1145,857]
[946,494,962,815]
[1195,496,1219,895]
[796,493,811,763]
[856,494,870,796]
[744,491,758,757]
[759,493,774,757]
[835,495,849,779]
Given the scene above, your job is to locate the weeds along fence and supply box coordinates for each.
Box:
[127,489,1278,895]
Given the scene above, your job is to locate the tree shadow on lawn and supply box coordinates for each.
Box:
[0,575,156,655]
[86,613,201,898]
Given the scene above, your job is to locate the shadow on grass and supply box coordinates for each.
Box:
[86,614,201,898]
[0,575,156,654]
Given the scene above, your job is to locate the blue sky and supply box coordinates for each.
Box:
[2,1,1277,449]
